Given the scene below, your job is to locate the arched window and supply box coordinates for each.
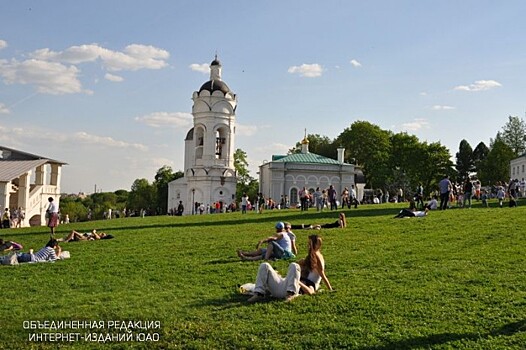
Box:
[215,128,227,159]
[290,188,298,205]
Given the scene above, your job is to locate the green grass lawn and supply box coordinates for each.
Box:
[1,200,525,349]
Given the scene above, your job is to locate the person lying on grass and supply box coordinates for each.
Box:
[394,208,429,218]
[16,238,61,263]
[289,212,347,230]
[247,234,333,303]
[59,229,113,242]
[237,222,296,261]
[0,239,23,252]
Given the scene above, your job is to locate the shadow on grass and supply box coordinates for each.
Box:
[192,293,287,311]
[47,207,400,234]
[206,257,240,265]
[363,319,526,350]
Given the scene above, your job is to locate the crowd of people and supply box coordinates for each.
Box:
[0,207,26,229]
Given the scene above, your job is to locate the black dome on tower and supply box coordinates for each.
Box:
[198,80,231,94]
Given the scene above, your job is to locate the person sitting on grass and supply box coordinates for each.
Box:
[0,239,23,252]
[425,196,439,210]
[283,222,298,256]
[237,222,295,261]
[246,234,332,303]
[297,234,333,295]
[60,229,112,242]
[290,212,347,230]
[394,208,429,218]
[16,238,61,263]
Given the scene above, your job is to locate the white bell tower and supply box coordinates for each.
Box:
[168,56,238,214]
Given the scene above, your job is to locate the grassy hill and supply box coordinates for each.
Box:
[1,201,525,349]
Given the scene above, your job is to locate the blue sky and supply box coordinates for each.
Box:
[1,1,525,193]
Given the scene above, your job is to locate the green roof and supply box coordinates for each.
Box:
[271,152,343,165]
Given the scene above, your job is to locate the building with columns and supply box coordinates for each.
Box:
[168,57,237,214]
[258,137,366,207]
[0,146,66,226]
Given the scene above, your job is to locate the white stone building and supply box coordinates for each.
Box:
[258,137,366,207]
[510,153,526,181]
[168,57,237,214]
[0,146,66,226]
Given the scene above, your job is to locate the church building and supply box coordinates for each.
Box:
[258,137,366,207]
[167,57,237,214]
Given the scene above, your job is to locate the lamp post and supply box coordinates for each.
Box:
[191,189,195,215]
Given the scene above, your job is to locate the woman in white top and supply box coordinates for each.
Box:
[298,235,333,295]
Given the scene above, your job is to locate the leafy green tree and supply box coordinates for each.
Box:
[472,142,489,177]
[234,149,251,185]
[154,165,183,214]
[386,133,453,198]
[127,178,157,213]
[455,139,474,182]
[234,148,259,202]
[500,115,526,156]
[388,132,436,198]
[478,138,515,185]
[59,197,89,222]
[336,121,391,188]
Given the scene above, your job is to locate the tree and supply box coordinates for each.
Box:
[500,115,526,156]
[455,139,474,182]
[59,197,89,222]
[127,178,156,213]
[387,132,424,197]
[478,138,515,185]
[335,121,391,188]
[234,149,251,185]
[472,142,489,177]
[154,165,183,215]
[234,148,259,202]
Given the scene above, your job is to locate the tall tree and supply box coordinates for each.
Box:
[234,149,251,185]
[336,121,391,188]
[478,138,515,185]
[455,139,474,182]
[387,132,425,196]
[472,142,489,177]
[127,178,156,213]
[154,165,183,214]
[234,148,259,201]
[500,115,526,156]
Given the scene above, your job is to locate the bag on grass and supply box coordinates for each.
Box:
[239,283,256,295]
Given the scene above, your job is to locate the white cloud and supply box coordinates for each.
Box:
[419,92,428,96]
[74,131,147,151]
[401,118,430,131]
[431,105,455,110]
[0,125,147,152]
[0,103,9,114]
[135,112,193,128]
[30,43,170,71]
[350,59,362,67]
[189,63,210,74]
[104,73,124,82]
[287,64,323,78]
[0,40,7,50]
[0,58,86,94]
[453,80,502,92]
[236,123,258,136]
